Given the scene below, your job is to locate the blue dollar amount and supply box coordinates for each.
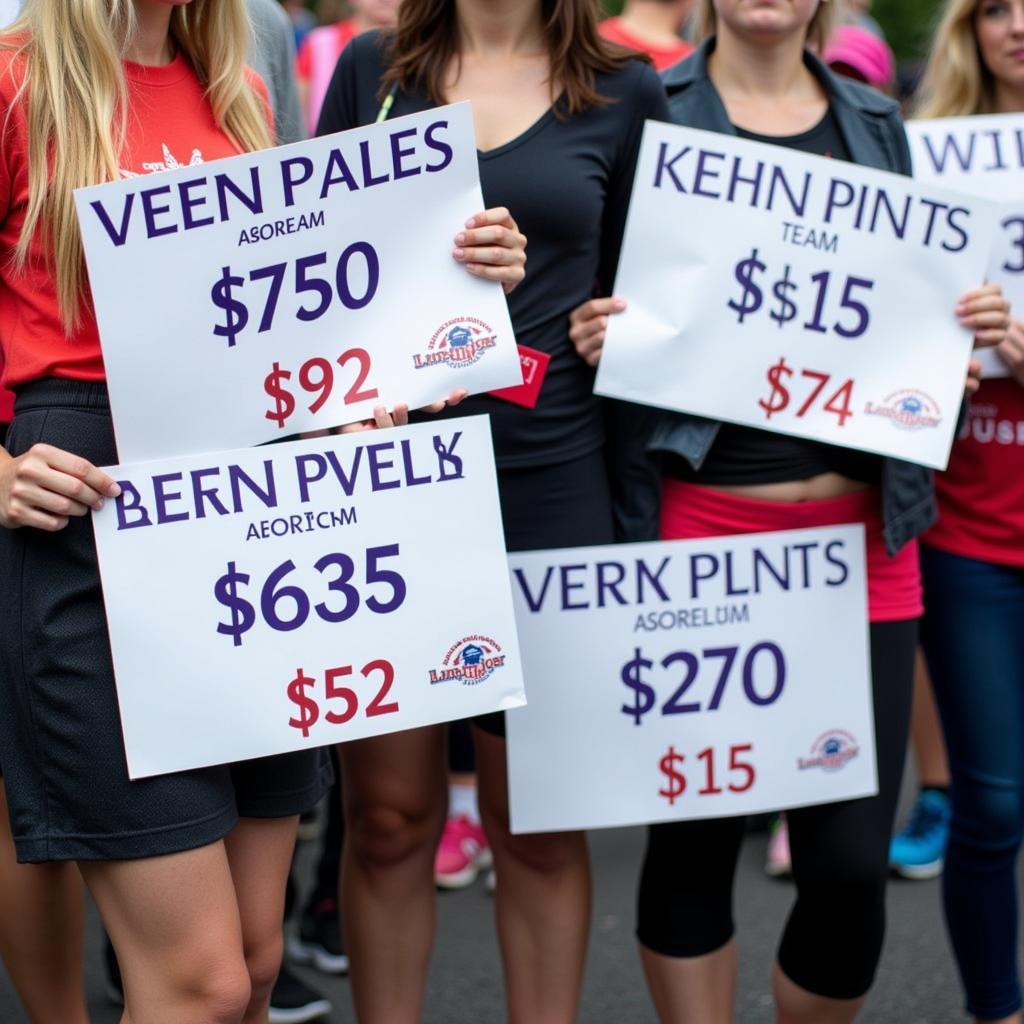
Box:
[215,544,406,646]
[728,247,874,339]
[211,241,380,348]
[620,642,786,725]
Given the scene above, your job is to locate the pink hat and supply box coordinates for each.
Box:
[824,24,895,90]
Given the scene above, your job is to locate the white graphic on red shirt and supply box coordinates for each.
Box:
[120,143,204,178]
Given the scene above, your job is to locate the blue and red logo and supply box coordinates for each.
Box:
[429,635,506,686]
[864,389,942,431]
[798,730,860,773]
[413,317,497,370]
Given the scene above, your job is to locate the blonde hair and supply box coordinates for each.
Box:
[693,0,840,52]
[1,0,272,333]
[916,0,991,118]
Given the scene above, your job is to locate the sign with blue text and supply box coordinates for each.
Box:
[506,527,875,834]
[907,114,1024,379]
[75,102,521,461]
[91,417,525,779]
[595,122,998,470]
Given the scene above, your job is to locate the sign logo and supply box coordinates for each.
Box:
[429,635,506,686]
[864,389,942,431]
[798,730,860,773]
[413,317,497,369]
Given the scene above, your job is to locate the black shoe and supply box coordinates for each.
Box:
[286,897,349,974]
[269,964,332,1023]
[103,935,125,1006]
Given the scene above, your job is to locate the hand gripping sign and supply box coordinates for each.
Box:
[595,122,998,471]
[505,527,875,834]
[907,114,1024,380]
[74,103,522,462]
[91,417,525,779]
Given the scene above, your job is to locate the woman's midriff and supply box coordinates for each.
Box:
[660,478,922,623]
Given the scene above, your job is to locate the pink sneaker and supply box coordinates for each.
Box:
[434,815,492,889]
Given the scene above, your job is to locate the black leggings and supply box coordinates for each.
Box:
[637,619,917,1001]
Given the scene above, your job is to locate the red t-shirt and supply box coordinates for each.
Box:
[598,17,693,72]
[924,378,1024,567]
[0,49,270,391]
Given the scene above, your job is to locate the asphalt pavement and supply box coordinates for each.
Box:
[0,809,970,1024]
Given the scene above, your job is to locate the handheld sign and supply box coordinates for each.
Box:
[506,528,875,833]
[75,103,522,462]
[907,113,1024,379]
[91,417,525,779]
[595,122,998,470]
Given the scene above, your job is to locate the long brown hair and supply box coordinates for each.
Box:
[381,0,641,115]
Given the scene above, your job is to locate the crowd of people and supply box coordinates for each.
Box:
[0,0,1022,1022]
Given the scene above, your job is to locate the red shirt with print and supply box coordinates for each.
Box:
[924,378,1024,567]
[0,48,270,391]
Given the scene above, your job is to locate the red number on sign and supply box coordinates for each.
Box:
[364,659,399,718]
[727,743,756,793]
[796,370,830,418]
[697,747,724,795]
[324,665,358,725]
[339,348,378,404]
[824,379,855,427]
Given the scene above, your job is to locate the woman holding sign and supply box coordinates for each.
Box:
[569,1,1009,1022]
[317,4,668,1021]
[0,4,327,1023]
[912,4,1024,1021]
[0,1,509,1022]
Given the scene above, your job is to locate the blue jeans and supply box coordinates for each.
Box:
[921,546,1024,1021]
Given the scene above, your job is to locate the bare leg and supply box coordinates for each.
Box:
[975,1015,1022,1024]
[638,940,736,1024]
[0,779,88,1024]
[474,726,590,1024]
[338,725,447,1024]
[81,843,251,1024]
[910,650,950,788]
[774,963,865,1024]
[224,815,299,1024]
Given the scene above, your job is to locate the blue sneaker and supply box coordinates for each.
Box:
[889,788,951,879]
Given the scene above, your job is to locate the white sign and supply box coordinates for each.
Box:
[92,417,525,779]
[595,122,998,470]
[907,114,1024,379]
[506,527,875,834]
[75,103,521,462]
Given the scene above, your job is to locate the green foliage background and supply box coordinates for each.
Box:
[872,0,943,62]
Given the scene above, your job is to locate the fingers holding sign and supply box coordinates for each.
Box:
[957,284,1010,348]
[569,297,627,367]
[453,208,527,294]
[996,320,1024,387]
[339,389,468,434]
[0,443,121,531]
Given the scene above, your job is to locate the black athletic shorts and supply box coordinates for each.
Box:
[0,379,332,863]
[474,447,615,737]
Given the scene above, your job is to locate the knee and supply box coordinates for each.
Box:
[243,933,284,1006]
[952,784,1024,855]
[348,801,443,870]
[491,827,586,877]
[185,958,252,1024]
